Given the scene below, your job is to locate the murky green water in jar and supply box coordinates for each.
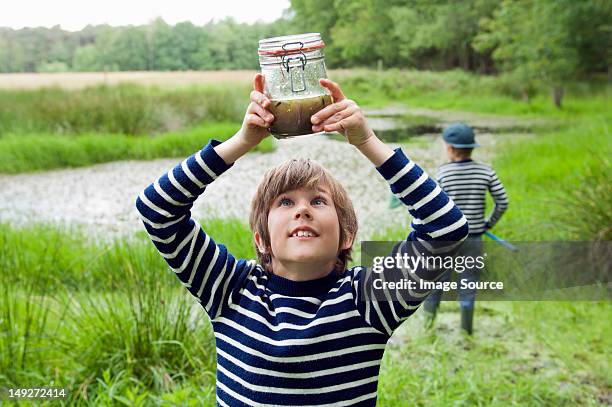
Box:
[268,94,332,138]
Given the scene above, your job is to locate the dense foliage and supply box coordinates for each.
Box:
[2,1,608,77]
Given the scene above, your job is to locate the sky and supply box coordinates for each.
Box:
[1,0,291,31]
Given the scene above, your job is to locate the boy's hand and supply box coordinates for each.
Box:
[311,79,375,147]
[236,74,274,149]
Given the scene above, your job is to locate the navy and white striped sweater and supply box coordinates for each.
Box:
[136,140,468,406]
[436,160,508,235]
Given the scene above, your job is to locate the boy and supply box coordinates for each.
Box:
[136,75,469,406]
[423,123,509,335]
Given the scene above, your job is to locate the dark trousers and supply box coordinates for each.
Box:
[424,234,483,311]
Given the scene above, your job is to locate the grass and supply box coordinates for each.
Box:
[0,276,59,387]
[336,69,610,118]
[3,70,607,138]
[1,69,609,173]
[0,218,255,292]
[1,286,218,405]
[0,217,255,404]
[0,123,275,173]
[0,83,270,173]
[486,119,611,241]
[0,84,247,136]
[379,301,611,406]
[2,222,610,404]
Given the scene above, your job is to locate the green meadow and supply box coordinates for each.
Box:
[1,70,610,405]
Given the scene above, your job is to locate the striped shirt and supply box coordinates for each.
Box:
[136,140,469,406]
[436,160,508,235]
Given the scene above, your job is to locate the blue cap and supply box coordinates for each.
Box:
[442,123,479,148]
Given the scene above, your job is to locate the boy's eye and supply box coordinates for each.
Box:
[312,197,326,205]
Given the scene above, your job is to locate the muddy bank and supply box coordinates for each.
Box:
[0,123,525,241]
[0,136,407,240]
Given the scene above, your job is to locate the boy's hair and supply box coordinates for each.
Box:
[450,146,473,160]
[249,158,358,273]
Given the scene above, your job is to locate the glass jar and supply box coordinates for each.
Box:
[258,33,332,139]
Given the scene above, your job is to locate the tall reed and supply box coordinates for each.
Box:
[0,84,247,136]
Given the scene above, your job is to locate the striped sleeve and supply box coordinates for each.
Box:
[352,148,469,335]
[485,169,509,229]
[135,139,253,318]
[380,148,469,248]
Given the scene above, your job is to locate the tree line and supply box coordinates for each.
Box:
[0,0,609,106]
[0,18,292,72]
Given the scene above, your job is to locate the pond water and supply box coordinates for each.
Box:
[367,115,442,141]
[365,108,540,143]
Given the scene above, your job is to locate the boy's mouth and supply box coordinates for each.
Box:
[289,226,319,238]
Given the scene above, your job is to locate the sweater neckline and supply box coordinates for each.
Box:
[266,269,341,297]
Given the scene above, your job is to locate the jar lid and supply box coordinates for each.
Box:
[258,33,325,56]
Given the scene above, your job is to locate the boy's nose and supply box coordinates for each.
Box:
[293,206,312,220]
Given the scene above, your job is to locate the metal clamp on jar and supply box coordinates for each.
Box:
[258,33,332,139]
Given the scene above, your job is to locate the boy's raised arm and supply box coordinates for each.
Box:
[312,79,469,249]
[135,75,273,319]
[312,79,469,335]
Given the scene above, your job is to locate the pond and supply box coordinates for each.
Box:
[361,106,544,143]
[367,114,442,142]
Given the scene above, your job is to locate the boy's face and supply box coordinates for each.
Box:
[256,185,351,272]
[444,142,454,160]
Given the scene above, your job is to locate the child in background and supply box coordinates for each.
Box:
[423,123,509,335]
[136,74,468,406]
